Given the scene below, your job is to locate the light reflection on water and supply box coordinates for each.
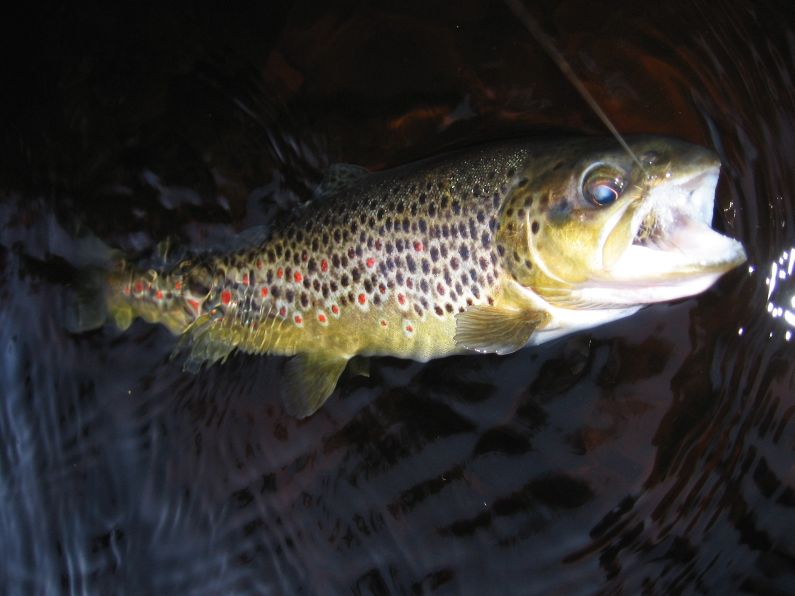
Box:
[764,247,795,341]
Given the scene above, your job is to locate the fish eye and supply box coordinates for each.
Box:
[581,165,626,207]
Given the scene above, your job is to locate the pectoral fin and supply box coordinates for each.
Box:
[282,352,350,418]
[454,305,549,355]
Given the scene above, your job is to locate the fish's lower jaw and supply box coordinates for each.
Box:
[582,226,746,307]
[593,159,746,305]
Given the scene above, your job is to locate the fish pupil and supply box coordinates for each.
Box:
[589,183,619,205]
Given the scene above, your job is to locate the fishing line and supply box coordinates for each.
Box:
[503,0,648,174]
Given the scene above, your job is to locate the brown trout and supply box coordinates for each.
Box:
[94,136,746,417]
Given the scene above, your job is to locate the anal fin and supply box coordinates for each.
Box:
[173,315,236,373]
[283,352,350,418]
[454,305,549,355]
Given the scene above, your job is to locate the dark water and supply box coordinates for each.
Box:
[1,2,794,594]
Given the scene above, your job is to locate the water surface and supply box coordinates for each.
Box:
[1,1,794,594]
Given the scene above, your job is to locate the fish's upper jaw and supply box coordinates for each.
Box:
[584,162,746,306]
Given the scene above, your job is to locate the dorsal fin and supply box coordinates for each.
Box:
[313,163,370,199]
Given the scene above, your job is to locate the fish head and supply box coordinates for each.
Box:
[501,136,747,308]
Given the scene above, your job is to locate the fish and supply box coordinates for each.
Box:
[87,135,746,417]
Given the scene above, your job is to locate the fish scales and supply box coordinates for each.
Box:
[99,137,747,416]
[219,142,532,360]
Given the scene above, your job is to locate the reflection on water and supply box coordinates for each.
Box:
[765,247,795,340]
[1,1,794,594]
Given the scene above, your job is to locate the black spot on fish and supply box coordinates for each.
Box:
[531,221,540,234]
[481,231,490,248]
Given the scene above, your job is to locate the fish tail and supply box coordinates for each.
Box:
[65,246,134,334]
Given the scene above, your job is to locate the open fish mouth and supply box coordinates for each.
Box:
[594,164,747,304]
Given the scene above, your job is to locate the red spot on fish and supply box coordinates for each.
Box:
[174,280,182,290]
[331,305,339,315]
[380,319,387,327]
[366,258,375,268]
[187,299,200,314]
[406,324,414,332]
[318,313,327,323]
[155,290,164,300]
[256,259,262,269]
[261,287,269,298]
[301,252,308,262]
[277,267,284,279]
[398,293,405,305]
[294,271,302,283]
[279,306,287,317]
[133,280,143,294]
[221,290,232,305]
[358,293,366,305]
[379,284,386,294]
[321,259,328,272]
[242,274,249,286]
[294,314,303,325]
[414,241,423,252]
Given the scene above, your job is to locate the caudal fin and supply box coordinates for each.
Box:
[65,267,111,333]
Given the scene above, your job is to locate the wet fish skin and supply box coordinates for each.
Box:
[103,136,746,416]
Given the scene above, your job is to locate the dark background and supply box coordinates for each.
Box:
[1,1,794,594]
